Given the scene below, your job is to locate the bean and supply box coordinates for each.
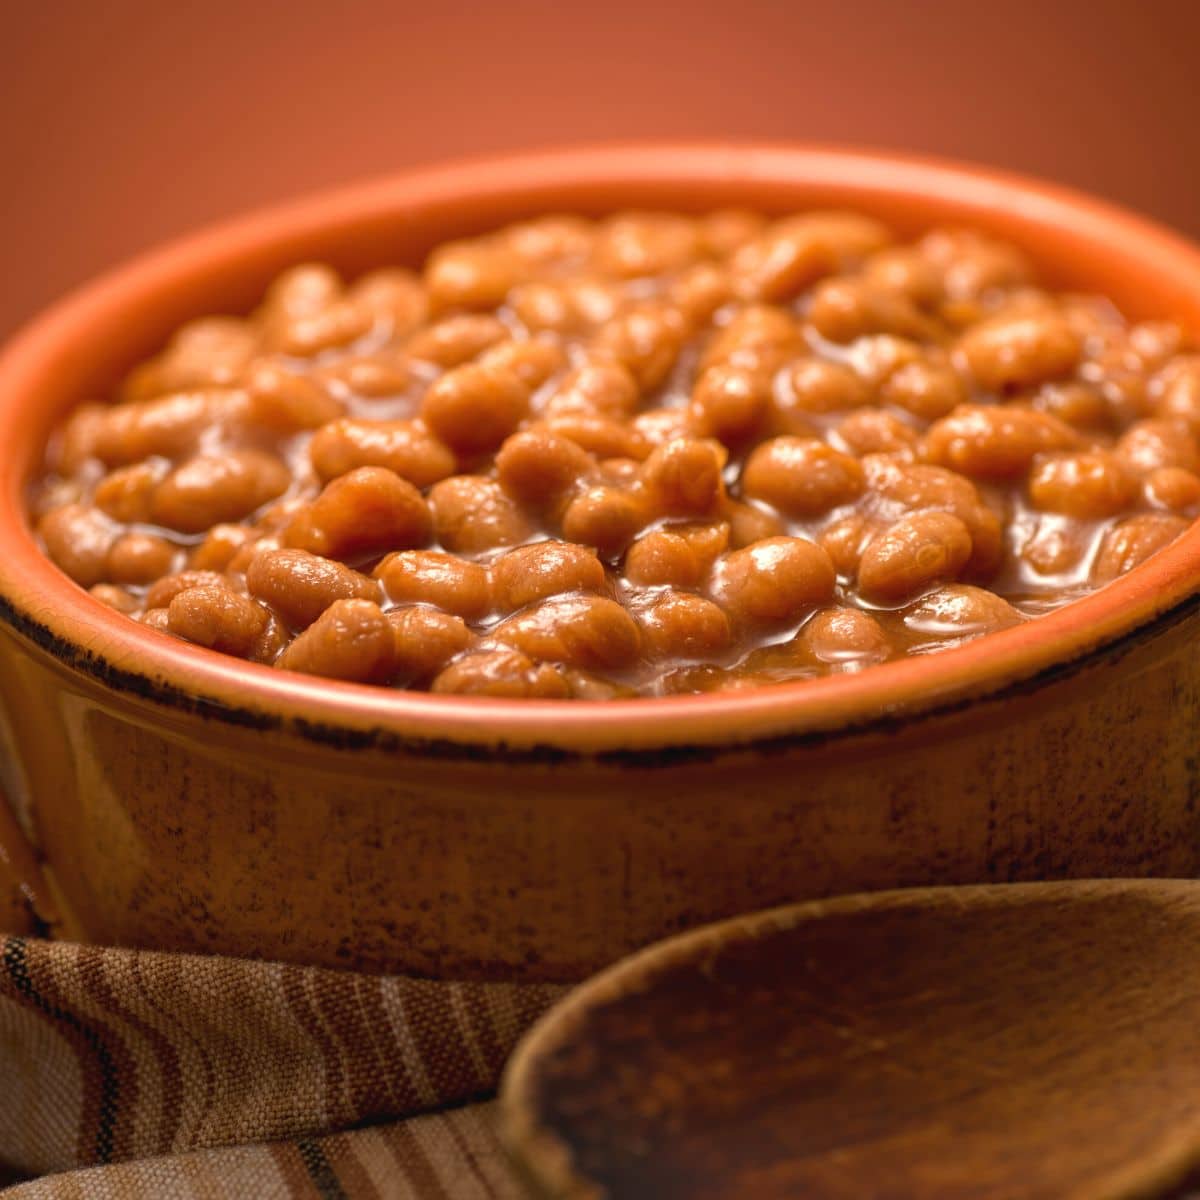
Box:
[503,216,594,264]
[880,359,965,420]
[591,303,687,391]
[509,281,590,336]
[376,550,492,621]
[251,614,290,664]
[429,476,534,555]
[140,608,173,633]
[107,533,179,585]
[698,210,767,257]
[563,670,638,701]
[862,248,943,306]
[495,429,596,510]
[1129,321,1186,370]
[151,450,290,533]
[276,599,395,683]
[670,262,733,323]
[710,537,836,628]
[167,585,269,657]
[902,584,1023,636]
[1028,453,1137,518]
[285,467,431,560]
[924,405,1078,480]
[592,213,700,279]
[1144,467,1200,513]
[862,457,1003,578]
[848,335,923,390]
[406,314,507,367]
[477,338,567,390]
[1033,383,1111,432]
[724,499,787,549]
[836,409,919,457]
[90,583,139,614]
[631,409,693,448]
[421,362,530,454]
[742,437,864,517]
[1116,419,1200,476]
[636,591,732,660]
[264,264,341,318]
[491,594,641,669]
[38,504,116,587]
[309,418,455,488]
[274,301,372,357]
[958,309,1080,391]
[491,542,605,612]
[808,277,939,344]
[389,607,474,682]
[820,514,874,578]
[796,607,891,666]
[1153,357,1200,429]
[139,317,257,396]
[730,212,891,301]
[243,361,343,433]
[546,414,649,461]
[857,512,973,604]
[560,486,648,556]
[779,358,869,414]
[639,438,727,516]
[54,404,109,472]
[92,390,232,467]
[921,230,1032,301]
[542,360,640,419]
[425,239,521,311]
[350,269,429,336]
[702,305,802,375]
[689,363,771,444]
[145,570,230,611]
[226,536,281,577]
[625,521,730,588]
[246,548,380,629]
[1092,514,1190,583]
[94,462,165,523]
[431,648,569,698]
[321,353,423,399]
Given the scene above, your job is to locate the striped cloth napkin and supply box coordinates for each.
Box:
[0,936,566,1197]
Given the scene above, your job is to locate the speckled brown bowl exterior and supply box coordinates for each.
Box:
[2,146,1200,981]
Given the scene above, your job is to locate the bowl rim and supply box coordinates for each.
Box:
[2,140,1200,760]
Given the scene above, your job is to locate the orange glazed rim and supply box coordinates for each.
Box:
[2,142,1200,761]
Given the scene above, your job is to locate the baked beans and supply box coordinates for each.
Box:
[33,210,1199,697]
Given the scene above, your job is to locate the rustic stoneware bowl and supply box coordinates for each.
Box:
[2,145,1200,981]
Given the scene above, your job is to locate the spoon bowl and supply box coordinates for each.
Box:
[502,881,1200,1199]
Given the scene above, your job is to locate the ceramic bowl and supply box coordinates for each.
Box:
[2,145,1200,981]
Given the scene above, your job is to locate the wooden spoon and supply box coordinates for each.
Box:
[501,881,1200,1200]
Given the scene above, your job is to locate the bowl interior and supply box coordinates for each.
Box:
[3,143,1200,754]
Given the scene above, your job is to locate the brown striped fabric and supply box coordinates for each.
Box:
[5,1103,524,1199]
[0,936,565,1196]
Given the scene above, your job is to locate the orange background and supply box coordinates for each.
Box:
[2,0,1196,338]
